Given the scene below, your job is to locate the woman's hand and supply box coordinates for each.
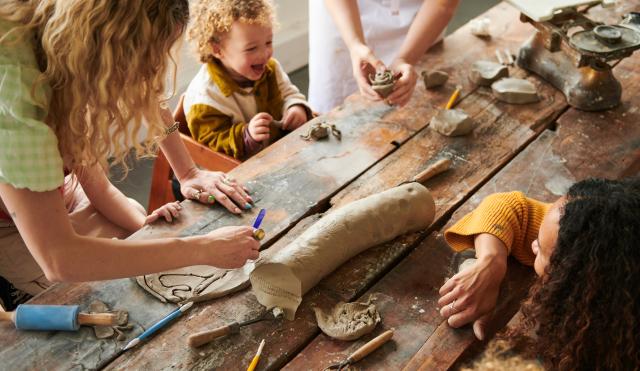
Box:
[438,233,508,340]
[203,226,261,269]
[180,167,253,214]
[349,43,386,101]
[282,105,308,131]
[387,59,418,107]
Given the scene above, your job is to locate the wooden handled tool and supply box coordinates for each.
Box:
[188,310,281,347]
[399,158,452,186]
[324,329,395,370]
[347,329,394,363]
[0,304,118,331]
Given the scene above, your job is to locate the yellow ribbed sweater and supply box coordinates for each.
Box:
[444,192,551,266]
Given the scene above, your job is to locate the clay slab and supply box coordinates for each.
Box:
[314,300,381,341]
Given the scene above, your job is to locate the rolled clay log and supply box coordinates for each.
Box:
[431,109,474,137]
[469,60,509,86]
[250,183,435,320]
[491,78,540,104]
[422,70,449,89]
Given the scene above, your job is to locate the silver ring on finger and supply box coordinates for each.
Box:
[450,299,457,313]
[192,189,202,200]
[221,177,232,186]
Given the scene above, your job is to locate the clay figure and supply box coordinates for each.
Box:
[300,121,341,141]
[368,70,396,98]
[422,70,449,89]
[250,183,435,320]
[469,60,509,86]
[314,299,381,341]
[431,109,475,137]
[491,78,540,104]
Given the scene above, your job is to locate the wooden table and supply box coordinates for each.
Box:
[1,2,638,370]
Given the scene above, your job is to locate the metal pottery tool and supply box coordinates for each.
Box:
[507,0,640,111]
[188,309,283,347]
[0,304,117,331]
[323,329,395,370]
[398,158,452,186]
[246,339,265,371]
[122,302,193,351]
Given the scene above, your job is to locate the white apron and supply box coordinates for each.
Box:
[308,0,424,113]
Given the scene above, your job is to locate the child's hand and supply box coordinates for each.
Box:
[282,105,308,131]
[145,201,182,225]
[248,112,273,142]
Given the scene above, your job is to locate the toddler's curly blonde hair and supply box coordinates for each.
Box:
[189,0,277,64]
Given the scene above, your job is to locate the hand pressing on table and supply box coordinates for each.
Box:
[145,201,182,224]
[438,233,508,340]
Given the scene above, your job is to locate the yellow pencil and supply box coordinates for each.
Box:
[445,86,461,109]
[247,339,265,371]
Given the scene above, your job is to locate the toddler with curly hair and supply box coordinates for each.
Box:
[185,0,312,160]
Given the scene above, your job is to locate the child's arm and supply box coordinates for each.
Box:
[186,104,248,160]
[145,201,182,225]
[78,164,146,232]
[271,59,313,131]
[438,192,552,340]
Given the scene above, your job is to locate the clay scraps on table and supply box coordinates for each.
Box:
[491,78,540,104]
[469,60,509,86]
[136,263,254,304]
[89,300,132,340]
[369,69,396,98]
[431,108,475,137]
[422,70,449,89]
[314,297,381,341]
[300,121,342,141]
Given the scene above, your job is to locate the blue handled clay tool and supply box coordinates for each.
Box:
[252,208,266,240]
[0,304,117,331]
[122,302,193,351]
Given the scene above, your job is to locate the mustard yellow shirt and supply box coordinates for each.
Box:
[444,192,552,266]
[183,58,310,160]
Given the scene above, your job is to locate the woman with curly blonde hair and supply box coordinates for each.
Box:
[0,0,258,306]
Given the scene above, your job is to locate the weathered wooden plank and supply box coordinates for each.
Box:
[397,59,640,371]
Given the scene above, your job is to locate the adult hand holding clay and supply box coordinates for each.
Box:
[308,0,459,111]
[0,0,258,301]
[437,234,507,340]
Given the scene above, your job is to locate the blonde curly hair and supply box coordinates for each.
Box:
[189,0,277,64]
[0,0,189,175]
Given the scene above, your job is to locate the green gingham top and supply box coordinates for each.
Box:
[0,18,63,192]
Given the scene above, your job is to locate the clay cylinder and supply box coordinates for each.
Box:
[250,183,435,319]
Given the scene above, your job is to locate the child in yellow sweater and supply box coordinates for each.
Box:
[184,0,312,160]
[438,177,640,370]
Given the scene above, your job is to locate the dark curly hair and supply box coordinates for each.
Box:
[513,177,640,370]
